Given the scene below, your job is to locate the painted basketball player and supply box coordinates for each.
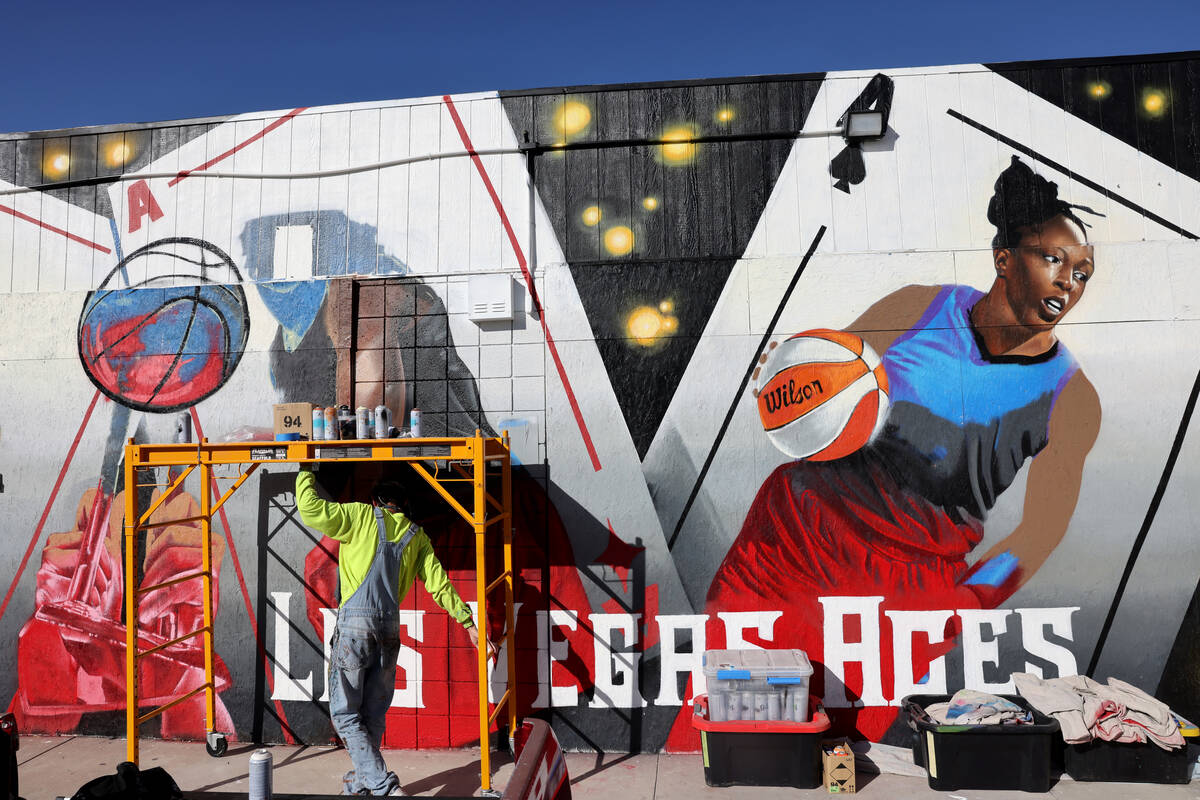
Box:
[673,155,1103,744]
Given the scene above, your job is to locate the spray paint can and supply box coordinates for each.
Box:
[355,406,371,440]
[248,748,273,800]
[374,405,391,439]
[767,690,782,721]
[311,407,325,441]
[409,408,421,439]
[323,407,338,440]
[337,405,354,439]
[174,412,192,444]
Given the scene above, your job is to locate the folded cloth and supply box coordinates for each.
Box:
[1013,672,1091,743]
[924,690,1032,725]
[1095,678,1184,750]
[1015,673,1184,750]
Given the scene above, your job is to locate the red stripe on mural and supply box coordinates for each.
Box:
[0,390,102,624]
[0,203,112,254]
[189,409,295,743]
[442,94,602,472]
[169,107,308,186]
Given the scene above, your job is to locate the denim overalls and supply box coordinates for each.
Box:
[329,507,418,796]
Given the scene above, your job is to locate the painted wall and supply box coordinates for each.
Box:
[1,52,1199,753]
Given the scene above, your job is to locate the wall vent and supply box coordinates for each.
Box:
[468,274,515,322]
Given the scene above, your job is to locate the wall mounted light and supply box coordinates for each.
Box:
[842,110,886,144]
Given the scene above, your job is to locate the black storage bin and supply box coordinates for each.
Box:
[904,693,1060,792]
[692,693,830,789]
[1065,738,1195,783]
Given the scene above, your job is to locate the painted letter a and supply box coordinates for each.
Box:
[127,179,164,233]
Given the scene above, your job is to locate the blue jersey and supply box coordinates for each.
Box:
[871,285,1079,521]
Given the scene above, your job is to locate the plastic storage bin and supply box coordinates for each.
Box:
[703,648,813,723]
[903,693,1060,792]
[1063,713,1198,783]
[692,693,830,789]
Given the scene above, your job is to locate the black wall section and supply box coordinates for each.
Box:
[501,77,823,457]
[1157,576,1200,725]
[988,52,1200,185]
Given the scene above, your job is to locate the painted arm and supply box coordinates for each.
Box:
[753,284,940,391]
[844,284,942,356]
[961,371,1102,606]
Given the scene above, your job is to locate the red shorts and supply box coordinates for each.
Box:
[667,455,983,750]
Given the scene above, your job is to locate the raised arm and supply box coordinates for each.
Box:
[295,469,358,542]
[961,371,1102,606]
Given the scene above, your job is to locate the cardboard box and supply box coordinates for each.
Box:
[273,403,314,439]
[822,738,855,793]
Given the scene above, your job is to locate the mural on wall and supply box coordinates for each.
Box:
[666,154,1105,746]
[0,51,1199,755]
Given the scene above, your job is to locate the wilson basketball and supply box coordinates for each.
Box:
[755,329,889,461]
[78,238,249,413]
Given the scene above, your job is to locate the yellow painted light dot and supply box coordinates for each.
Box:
[1142,89,1167,117]
[659,299,674,313]
[106,141,131,167]
[604,225,635,256]
[660,125,698,165]
[1087,81,1111,100]
[661,315,678,333]
[581,205,602,226]
[642,196,659,211]
[45,152,70,176]
[627,306,663,345]
[716,107,735,123]
[554,100,592,137]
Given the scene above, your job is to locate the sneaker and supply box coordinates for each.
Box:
[381,769,403,795]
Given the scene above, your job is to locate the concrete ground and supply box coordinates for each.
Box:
[17,735,1200,799]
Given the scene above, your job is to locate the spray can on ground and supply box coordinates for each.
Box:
[374,405,391,439]
[249,748,272,800]
[409,408,421,438]
[312,407,325,441]
[323,407,338,440]
[355,406,371,439]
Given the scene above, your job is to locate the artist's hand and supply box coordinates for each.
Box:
[467,624,497,661]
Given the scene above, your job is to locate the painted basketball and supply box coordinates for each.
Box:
[78,238,249,413]
[755,329,890,461]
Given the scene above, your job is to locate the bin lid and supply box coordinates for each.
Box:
[703,648,813,680]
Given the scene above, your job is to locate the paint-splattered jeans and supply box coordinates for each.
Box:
[329,611,402,796]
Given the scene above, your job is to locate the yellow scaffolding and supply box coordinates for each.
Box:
[122,430,517,794]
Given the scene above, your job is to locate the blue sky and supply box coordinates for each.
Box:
[2,0,1198,134]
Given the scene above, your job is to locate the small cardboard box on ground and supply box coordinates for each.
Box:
[822,738,855,793]
[273,403,313,440]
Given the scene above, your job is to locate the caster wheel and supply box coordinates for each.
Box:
[206,731,228,757]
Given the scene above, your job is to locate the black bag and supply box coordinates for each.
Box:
[71,762,182,800]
